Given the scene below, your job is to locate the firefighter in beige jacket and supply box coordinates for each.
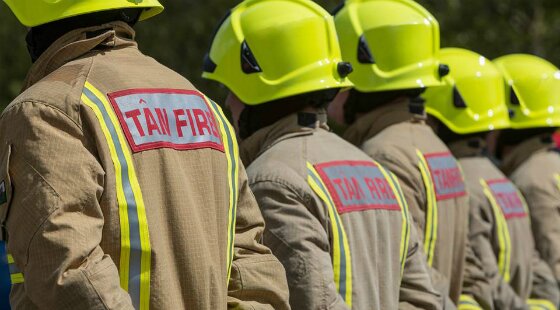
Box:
[203,0,443,309]
[332,1,490,308]
[424,48,559,310]
[0,2,290,309]
[493,55,560,289]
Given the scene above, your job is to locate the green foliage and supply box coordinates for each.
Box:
[0,8,28,109]
[0,0,559,111]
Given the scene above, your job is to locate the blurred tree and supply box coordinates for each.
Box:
[0,0,559,111]
[417,0,560,62]
[0,8,28,109]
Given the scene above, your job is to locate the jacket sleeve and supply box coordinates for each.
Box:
[249,178,349,310]
[227,165,291,310]
[399,223,444,310]
[464,191,527,310]
[529,250,560,307]
[461,238,496,310]
[519,181,560,285]
[0,102,133,309]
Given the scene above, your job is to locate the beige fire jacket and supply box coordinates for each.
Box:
[0,23,289,310]
[502,135,560,288]
[240,110,443,310]
[343,99,490,308]
[451,138,559,310]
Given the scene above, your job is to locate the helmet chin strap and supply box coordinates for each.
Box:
[25,8,142,63]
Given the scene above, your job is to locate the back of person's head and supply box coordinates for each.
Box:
[203,0,352,105]
[3,0,164,61]
[423,48,510,144]
[202,0,353,138]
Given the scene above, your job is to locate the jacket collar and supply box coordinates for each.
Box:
[501,134,554,174]
[240,108,328,166]
[23,21,136,91]
[342,97,423,146]
[448,137,486,159]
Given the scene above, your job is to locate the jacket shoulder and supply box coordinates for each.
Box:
[361,124,418,165]
[511,150,560,190]
[87,47,196,92]
[3,57,92,128]
[248,139,308,190]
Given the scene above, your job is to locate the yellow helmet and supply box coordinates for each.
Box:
[202,0,353,105]
[333,0,446,93]
[4,0,164,27]
[493,54,560,129]
[423,48,510,134]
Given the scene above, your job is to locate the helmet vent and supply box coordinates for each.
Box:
[510,87,521,106]
[241,41,262,74]
[203,54,217,73]
[357,35,375,64]
[453,87,467,108]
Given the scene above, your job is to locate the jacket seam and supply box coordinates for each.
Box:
[81,266,111,310]
[77,55,96,129]
[20,158,62,268]
[249,179,310,206]
[3,100,83,133]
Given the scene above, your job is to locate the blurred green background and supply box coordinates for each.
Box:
[1,0,559,110]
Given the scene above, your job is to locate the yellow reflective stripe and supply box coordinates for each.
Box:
[82,92,130,289]
[204,97,239,282]
[458,294,483,310]
[10,273,23,284]
[416,150,438,266]
[82,82,151,310]
[7,253,24,284]
[307,162,352,307]
[527,299,557,310]
[380,167,411,277]
[554,174,560,192]
[481,179,512,283]
[516,185,531,215]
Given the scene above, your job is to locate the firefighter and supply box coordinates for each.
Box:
[424,47,560,310]
[0,0,290,308]
[202,0,442,308]
[331,0,491,307]
[493,54,560,289]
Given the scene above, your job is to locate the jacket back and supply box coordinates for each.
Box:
[241,111,441,310]
[0,23,289,310]
[343,100,470,304]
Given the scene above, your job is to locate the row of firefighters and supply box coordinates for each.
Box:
[1,0,560,309]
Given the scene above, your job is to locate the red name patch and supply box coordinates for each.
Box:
[424,152,467,201]
[109,89,224,153]
[486,179,527,219]
[314,160,401,214]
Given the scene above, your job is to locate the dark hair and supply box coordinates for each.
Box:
[26,8,143,62]
[428,115,487,146]
[343,88,424,124]
[238,88,339,139]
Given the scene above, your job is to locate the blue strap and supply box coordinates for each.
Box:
[0,241,11,309]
